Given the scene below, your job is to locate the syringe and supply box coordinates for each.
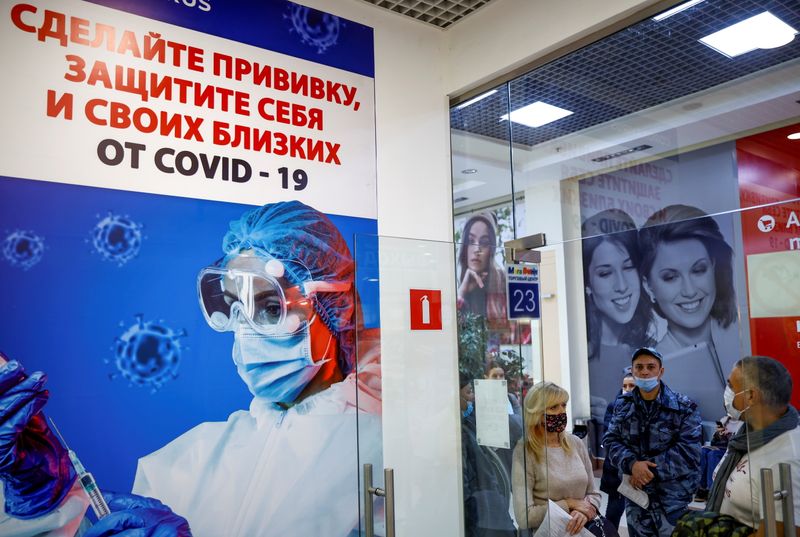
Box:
[48,418,111,519]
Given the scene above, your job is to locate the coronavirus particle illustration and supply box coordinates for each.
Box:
[286,4,341,54]
[2,229,45,270]
[90,212,144,266]
[110,314,186,392]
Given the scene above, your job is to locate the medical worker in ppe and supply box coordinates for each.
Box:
[0,201,380,537]
[131,200,382,537]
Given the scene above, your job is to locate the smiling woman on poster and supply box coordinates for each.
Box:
[639,204,738,421]
[582,209,653,417]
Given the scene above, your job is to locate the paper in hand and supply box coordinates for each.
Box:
[618,474,650,509]
[533,500,595,537]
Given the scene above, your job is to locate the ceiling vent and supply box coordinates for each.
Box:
[359,0,496,29]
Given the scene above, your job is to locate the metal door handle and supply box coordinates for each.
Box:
[363,464,396,537]
[760,463,795,537]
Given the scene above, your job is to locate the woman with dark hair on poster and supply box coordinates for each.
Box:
[582,209,653,420]
[457,213,508,328]
[639,204,738,420]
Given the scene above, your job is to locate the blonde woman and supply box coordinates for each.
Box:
[512,382,601,534]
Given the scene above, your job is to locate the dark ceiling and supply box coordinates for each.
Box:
[450,0,800,148]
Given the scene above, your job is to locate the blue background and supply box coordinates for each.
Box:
[84,0,376,78]
[0,175,379,492]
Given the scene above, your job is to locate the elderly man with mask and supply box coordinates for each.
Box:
[673,356,799,537]
[0,201,381,537]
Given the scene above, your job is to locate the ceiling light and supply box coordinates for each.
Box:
[453,179,484,193]
[461,168,477,174]
[699,12,798,58]
[500,101,573,128]
[788,132,800,140]
[652,0,705,22]
[455,90,498,110]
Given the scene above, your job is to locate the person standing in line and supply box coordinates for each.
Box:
[604,347,702,537]
[672,356,799,537]
[511,382,601,535]
[600,372,636,529]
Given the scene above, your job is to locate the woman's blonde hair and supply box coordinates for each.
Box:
[523,381,571,463]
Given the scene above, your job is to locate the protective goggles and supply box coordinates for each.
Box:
[198,255,317,336]
[197,254,352,336]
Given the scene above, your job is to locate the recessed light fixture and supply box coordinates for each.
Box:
[788,132,800,140]
[699,12,798,58]
[461,168,478,174]
[501,101,573,128]
[652,0,706,22]
[591,144,653,163]
[453,179,485,193]
[455,90,498,110]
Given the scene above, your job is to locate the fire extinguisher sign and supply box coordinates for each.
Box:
[409,289,443,330]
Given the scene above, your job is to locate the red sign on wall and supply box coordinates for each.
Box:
[409,289,442,330]
[737,124,800,407]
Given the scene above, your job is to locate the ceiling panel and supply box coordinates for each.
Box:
[450,0,800,148]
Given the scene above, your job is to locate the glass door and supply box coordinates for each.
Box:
[353,233,464,536]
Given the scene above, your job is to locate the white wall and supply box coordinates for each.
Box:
[299,0,454,243]
[296,2,673,536]
[293,4,461,536]
[445,0,662,96]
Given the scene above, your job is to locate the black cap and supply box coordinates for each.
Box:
[631,347,664,365]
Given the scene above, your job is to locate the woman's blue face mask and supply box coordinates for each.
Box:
[232,320,329,403]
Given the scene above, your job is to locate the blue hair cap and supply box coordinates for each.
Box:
[222,201,358,375]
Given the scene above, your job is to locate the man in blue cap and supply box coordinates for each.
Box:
[604,347,702,537]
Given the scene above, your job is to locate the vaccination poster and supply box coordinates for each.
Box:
[578,142,745,434]
[0,0,379,535]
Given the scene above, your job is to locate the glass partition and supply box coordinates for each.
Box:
[353,233,464,536]
[451,1,799,536]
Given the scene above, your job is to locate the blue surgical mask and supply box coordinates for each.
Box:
[232,321,327,403]
[462,401,474,418]
[634,375,659,392]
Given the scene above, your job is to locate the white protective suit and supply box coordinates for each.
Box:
[132,335,382,537]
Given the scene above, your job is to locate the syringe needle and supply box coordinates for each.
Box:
[47,417,110,519]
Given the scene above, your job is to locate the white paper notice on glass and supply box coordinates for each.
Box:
[474,379,511,449]
[533,500,595,537]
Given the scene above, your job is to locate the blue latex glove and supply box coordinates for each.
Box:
[83,491,192,537]
[0,356,76,518]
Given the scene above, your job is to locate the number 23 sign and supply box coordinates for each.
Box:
[506,263,540,320]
